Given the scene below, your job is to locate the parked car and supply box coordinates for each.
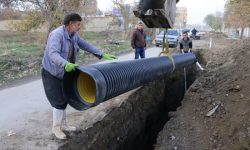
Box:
[155,29,179,48]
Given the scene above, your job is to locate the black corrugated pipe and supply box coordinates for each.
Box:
[62,53,196,110]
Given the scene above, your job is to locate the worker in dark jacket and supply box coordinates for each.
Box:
[131,21,146,59]
[180,31,192,53]
[191,28,198,38]
[180,32,204,71]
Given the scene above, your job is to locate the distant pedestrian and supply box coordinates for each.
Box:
[146,34,152,46]
[131,21,146,59]
[180,32,192,53]
[191,28,198,39]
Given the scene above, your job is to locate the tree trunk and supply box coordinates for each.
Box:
[43,0,59,48]
[240,27,244,39]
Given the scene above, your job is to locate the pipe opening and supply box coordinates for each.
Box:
[63,53,196,110]
[77,72,96,104]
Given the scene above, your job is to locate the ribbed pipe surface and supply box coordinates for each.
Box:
[63,53,196,110]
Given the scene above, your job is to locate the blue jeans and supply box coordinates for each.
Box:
[135,47,145,59]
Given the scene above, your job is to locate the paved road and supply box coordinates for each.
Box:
[0,47,163,133]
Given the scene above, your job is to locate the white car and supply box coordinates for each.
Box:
[155,29,179,48]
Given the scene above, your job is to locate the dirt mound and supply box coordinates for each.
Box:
[156,37,250,149]
[202,32,228,40]
[0,55,41,86]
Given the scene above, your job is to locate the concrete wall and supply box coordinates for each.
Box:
[0,20,13,30]
[243,27,250,38]
[225,27,250,38]
[0,20,48,32]
[175,7,187,28]
[0,16,120,33]
[85,16,120,32]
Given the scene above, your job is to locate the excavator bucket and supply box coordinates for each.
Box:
[133,0,179,28]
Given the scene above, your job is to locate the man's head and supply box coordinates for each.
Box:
[137,21,144,30]
[183,32,188,40]
[64,13,82,34]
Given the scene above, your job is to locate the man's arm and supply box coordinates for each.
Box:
[131,31,136,50]
[179,41,184,53]
[77,36,103,59]
[48,33,67,68]
[189,40,192,49]
[188,40,193,53]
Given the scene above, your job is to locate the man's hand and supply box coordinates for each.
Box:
[132,48,135,52]
[102,53,117,60]
[64,62,78,72]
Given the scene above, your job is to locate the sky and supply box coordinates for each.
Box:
[97,0,135,11]
[177,0,226,24]
[96,0,226,25]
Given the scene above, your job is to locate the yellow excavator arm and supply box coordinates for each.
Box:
[134,0,179,28]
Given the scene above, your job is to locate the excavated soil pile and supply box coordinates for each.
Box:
[156,37,250,150]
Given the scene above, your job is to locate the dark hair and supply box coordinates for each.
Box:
[63,13,82,26]
[183,32,188,35]
[138,21,143,25]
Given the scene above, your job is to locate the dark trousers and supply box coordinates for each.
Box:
[41,68,67,109]
[183,50,192,53]
[135,47,145,59]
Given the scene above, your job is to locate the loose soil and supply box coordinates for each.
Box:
[156,35,250,150]
[1,33,250,150]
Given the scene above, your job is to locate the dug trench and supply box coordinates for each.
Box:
[59,54,202,150]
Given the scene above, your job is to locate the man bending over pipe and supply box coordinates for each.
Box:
[42,13,117,139]
[180,31,204,71]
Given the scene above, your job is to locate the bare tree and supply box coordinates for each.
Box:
[204,12,223,31]
[0,0,91,33]
[224,0,250,38]
[112,0,130,33]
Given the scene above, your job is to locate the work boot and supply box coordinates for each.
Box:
[62,110,76,132]
[52,108,66,140]
[196,62,204,71]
